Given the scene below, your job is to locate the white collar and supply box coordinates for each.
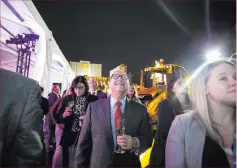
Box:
[110,96,126,108]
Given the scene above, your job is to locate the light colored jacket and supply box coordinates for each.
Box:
[165,112,206,168]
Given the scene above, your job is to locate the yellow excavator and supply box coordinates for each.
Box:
[138,59,189,167]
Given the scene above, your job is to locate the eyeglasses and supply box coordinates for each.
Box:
[74,86,85,90]
[111,74,128,80]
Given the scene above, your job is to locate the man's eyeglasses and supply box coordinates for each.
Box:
[111,74,128,80]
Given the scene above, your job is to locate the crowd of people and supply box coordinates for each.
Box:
[0,59,236,168]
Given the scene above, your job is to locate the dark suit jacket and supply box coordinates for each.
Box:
[0,69,45,167]
[75,97,152,168]
[149,99,184,167]
[96,90,107,99]
[47,92,59,127]
[48,92,59,108]
[41,96,49,115]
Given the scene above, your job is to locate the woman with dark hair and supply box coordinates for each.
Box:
[127,83,142,103]
[149,77,191,167]
[55,76,97,167]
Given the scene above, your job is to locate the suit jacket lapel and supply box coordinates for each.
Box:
[102,97,114,146]
[123,98,132,133]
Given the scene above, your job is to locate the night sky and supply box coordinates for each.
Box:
[34,1,236,83]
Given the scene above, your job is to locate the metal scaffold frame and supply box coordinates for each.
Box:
[6,33,39,77]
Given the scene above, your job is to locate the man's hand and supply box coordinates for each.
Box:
[79,115,85,127]
[63,107,72,118]
[79,115,85,120]
[117,134,133,150]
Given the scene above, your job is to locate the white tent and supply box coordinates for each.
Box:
[0,0,75,96]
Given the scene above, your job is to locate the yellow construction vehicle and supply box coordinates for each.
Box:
[138,59,189,167]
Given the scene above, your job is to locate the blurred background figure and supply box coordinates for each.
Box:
[44,84,61,166]
[88,77,107,99]
[149,77,191,167]
[166,60,236,168]
[51,87,73,168]
[40,87,49,116]
[127,83,142,103]
[0,68,45,166]
[233,130,236,168]
[40,86,49,165]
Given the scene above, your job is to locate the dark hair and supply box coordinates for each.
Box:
[40,87,44,93]
[71,75,89,97]
[127,83,137,99]
[167,77,191,114]
[167,77,180,101]
[51,84,59,92]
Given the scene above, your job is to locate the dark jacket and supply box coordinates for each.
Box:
[96,90,107,99]
[149,99,184,167]
[55,94,98,147]
[48,92,59,108]
[0,68,45,167]
[41,96,49,115]
[50,97,64,128]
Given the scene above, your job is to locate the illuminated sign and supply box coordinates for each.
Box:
[80,63,89,69]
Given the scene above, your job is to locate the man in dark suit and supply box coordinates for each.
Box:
[75,69,152,167]
[40,87,49,115]
[0,68,45,166]
[88,77,107,99]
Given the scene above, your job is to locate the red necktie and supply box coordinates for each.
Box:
[115,101,122,134]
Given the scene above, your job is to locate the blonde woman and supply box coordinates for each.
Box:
[166,60,236,168]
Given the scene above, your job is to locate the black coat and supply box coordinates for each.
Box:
[41,96,49,115]
[149,99,184,167]
[55,94,98,147]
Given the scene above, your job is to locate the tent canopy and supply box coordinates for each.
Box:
[0,0,75,95]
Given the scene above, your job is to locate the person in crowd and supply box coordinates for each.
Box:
[233,130,236,168]
[49,85,61,106]
[51,88,73,168]
[149,77,191,167]
[127,83,142,103]
[75,70,152,167]
[88,77,107,99]
[166,60,236,168]
[40,86,49,165]
[0,68,45,166]
[44,84,61,166]
[40,87,49,115]
[55,76,97,167]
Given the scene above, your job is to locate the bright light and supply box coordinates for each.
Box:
[206,49,222,62]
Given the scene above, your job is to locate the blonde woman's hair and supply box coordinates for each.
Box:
[191,60,235,145]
